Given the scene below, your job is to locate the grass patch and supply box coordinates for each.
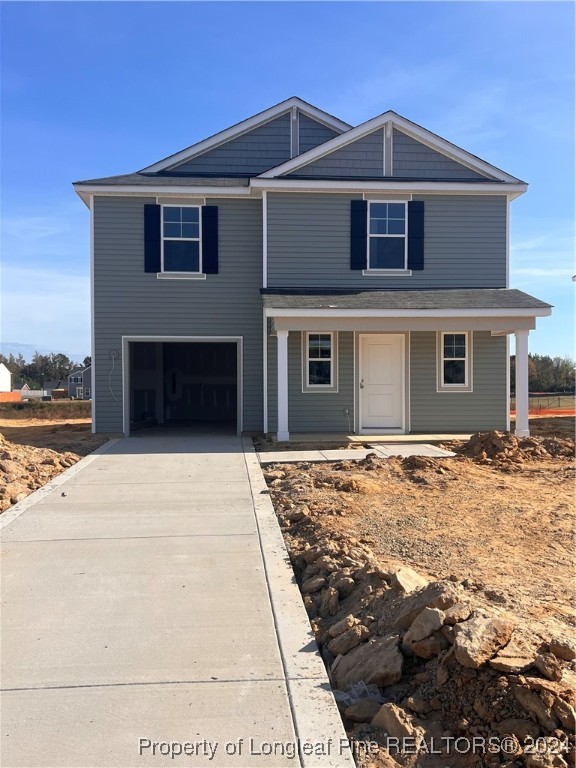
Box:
[0,400,92,420]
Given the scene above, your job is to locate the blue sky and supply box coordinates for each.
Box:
[1,1,574,361]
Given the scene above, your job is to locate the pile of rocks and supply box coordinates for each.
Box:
[453,431,574,467]
[0,431,79,512]
[277,513,575,767]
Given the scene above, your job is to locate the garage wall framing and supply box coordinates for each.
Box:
[121,335,244,437]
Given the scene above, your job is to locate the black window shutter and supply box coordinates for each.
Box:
[350,199,368,270]
[202,206,219,274]
[407,200,424,271]
[144,204,161,273]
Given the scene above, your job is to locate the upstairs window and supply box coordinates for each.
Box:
[162,206,201,272]
[368,202,407,270]
[437,332,472,391]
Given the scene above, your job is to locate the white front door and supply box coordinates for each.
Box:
[359,334,404,431]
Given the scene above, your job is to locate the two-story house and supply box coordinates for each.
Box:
[68,366,92,399]
[74,97,550,440]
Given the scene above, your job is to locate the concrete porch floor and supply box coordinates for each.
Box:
[268,432,472,444]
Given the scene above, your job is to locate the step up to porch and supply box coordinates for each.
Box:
[258,443,455,465]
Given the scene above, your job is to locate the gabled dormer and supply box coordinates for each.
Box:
[258,110,524,186]
[139,97,351,178]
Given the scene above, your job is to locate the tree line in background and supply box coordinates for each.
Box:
[1,350,573,393]
[510,353,575,394]
[0,352,91,389]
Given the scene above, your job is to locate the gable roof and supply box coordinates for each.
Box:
[140,97,352,174]
[258,110,524,184]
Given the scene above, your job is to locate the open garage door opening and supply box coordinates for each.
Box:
[128,339,239,435]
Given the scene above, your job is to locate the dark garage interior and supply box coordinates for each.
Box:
[129,341,238,432]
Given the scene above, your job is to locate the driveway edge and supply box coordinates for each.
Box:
[242,437,355,768]
[0,438,121,531]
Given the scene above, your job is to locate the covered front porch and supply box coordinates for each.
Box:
[262,289,552,442]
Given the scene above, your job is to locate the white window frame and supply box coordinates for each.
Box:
[161,204,203,275]
[366,200,409,273]
[85,388,91,398]
[437,331,473,392]
[302,331,338,393]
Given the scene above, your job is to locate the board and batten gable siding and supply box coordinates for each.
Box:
[92,196,263,433]
[289,130,384,178]
[392,130,490,180]
[266,192,507,289]
[170,115,291,176]
[267,331,354,433]
[410,331,507,432]
[298,115,340,154]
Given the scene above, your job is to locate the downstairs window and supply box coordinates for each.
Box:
[302,332,338,392]
[437,332,472,392]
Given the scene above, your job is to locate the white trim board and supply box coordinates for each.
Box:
[74,185,252,207]
[89,196,96,433]
[258,110,523,184]
[121,335,244,438]
[140,98,351,173]
[74,180,528,208]
[250,179,527,196]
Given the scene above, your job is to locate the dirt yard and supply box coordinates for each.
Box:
[0,418,110,513]
[264,426,575,767]
[266,432,574,645]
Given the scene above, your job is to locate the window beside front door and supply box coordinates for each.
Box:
[437,332,473,392]
[302,332,338,392]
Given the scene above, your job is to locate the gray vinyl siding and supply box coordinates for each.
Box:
[290,130,384,178]
[393,130,490,180]
[266,192,507,288]
[267,331,354,433]
[410,331,507,432]
[171,115,291,176]
[298,115,340,154]
[92,196,263,433]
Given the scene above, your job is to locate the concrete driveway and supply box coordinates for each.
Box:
[0,434,352,768]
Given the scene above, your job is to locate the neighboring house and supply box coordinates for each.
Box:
[12,379,30,393]
[0,362,12,392]
[67,366,92,399]
[42,380,67,399]
[82,366,91,399]
[74,97,551,439]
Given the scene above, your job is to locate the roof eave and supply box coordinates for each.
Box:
[72,183,252,201]
[264,307,551,318]
[250,178,528,196]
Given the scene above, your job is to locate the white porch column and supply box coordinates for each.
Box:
[515,329,530,437]
[277,330,289,441]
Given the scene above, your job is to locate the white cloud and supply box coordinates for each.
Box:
[1,264,90,355]
[1,202,89,263]
[513,267,573,278]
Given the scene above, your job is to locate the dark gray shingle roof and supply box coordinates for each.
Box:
[261,288,551,311]
[73,173,250,187]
